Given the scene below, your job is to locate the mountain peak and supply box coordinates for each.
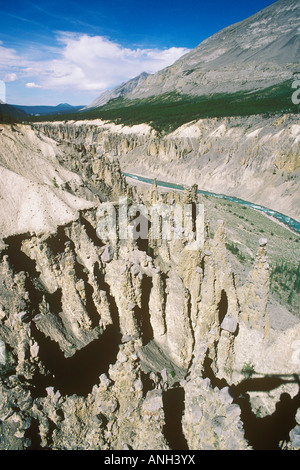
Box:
[56,103,72,108]
[84,72,151,110]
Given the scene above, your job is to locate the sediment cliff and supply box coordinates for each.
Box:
[0,123,299,450]
[34,114,300,221]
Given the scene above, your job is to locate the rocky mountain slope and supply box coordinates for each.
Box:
[127,0,300,99]
[84,72,150,110]
[0,123,299,450]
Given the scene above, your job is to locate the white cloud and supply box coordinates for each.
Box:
[3,73,18,82]
[0,44,20,66]
[0,33,190,98]
[45,33,190,92]
[26,82,43,88]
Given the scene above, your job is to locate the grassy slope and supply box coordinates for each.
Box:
[29,80,299,133]
[198,193,300,321]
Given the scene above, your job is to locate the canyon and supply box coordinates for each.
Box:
[0,0,299,452]
[0,121,299,450]
[35,115,300,221]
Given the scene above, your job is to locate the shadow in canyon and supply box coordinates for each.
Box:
[162,387,189,450]
[31,321,121,398]
[203,352,300,450]
[230,374,300,450]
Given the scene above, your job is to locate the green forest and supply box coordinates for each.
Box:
[2,80,299,133]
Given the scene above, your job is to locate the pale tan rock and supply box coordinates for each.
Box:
[239,242,270,335]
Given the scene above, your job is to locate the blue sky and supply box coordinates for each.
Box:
[0,0,276,106]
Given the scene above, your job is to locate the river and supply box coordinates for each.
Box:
[123,172,300,235]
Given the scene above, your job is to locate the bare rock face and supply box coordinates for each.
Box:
[0,122,299,451]
[163,271,194,369]
[239,241,270,335]
[182,375,250,450]
[84,72,150,110]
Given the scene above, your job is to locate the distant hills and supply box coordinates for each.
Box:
[0,102,86,124]
[0,102,27,123]
[0,102,87,124]
[11,103,85,116]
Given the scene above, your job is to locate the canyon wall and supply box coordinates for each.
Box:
[0,123,299,450]
[34,114,300,221]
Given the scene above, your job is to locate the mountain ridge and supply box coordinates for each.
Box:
[125,0,300,100]
[84,72,150,110]
[0,102,28,122]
